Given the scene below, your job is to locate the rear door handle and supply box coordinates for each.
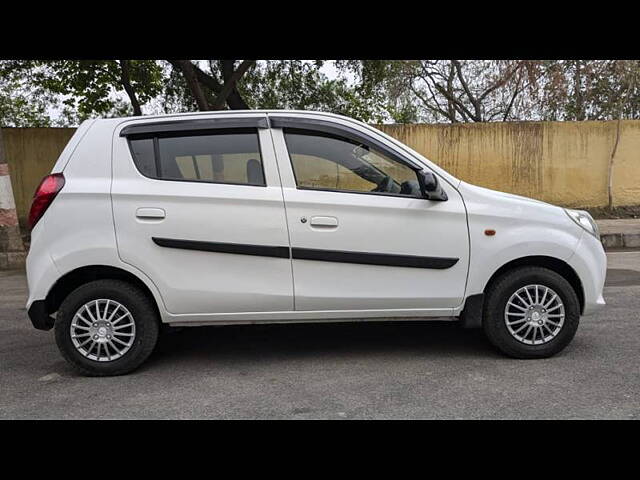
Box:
[310,216,338,228]
[136,208,166,219]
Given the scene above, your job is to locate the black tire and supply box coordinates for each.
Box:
[483,266,580,359]
[54,279,160,376]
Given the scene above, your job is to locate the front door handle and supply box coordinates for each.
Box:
[136,207,166,219]
[310,216,338,228]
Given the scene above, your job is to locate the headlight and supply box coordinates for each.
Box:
[564,208,599,238]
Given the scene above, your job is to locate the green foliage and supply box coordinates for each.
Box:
[540,60,640,121]
[160,67,198,113]
[239,61,388,122]
[37,60,163,117]
[3,59,640,127]
[336,60,422,123]
[1,60,164,122]
[0,87,51,127]
[0,69,56,127]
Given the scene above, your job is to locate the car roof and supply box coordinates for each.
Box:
[96,109,353,123]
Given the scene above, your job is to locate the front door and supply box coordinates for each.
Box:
[270,121,469,313]
[112,115,293,316]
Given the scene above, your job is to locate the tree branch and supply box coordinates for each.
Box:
[502,71,523,121]
[192,63,223,93]
[433,82,477,121]
[212,60,254,110]
[478,61,523,102]
[452,60,481,121]
[118,60,142,116]
[167,60,210,111]
[410,83,455,121]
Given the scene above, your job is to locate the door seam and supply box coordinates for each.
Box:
[267,118,297,310]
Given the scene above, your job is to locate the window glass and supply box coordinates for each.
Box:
[128,138,156,177]
[284,130,421,197]
[128,131,265,186]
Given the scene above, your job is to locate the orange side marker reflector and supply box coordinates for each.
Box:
[484,229,496,236]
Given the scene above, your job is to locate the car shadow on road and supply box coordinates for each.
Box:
[147,321,498,369]
[605,268,640,287]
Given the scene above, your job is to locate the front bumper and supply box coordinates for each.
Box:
[28,300,55,331]
[584,293,606,316]
[567,231,607,316]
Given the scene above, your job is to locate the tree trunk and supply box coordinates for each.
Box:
[169,60,211,111]
[574,60,585,121]
[212,60,253,110]
[118,60,142,116]
[607,118,622,211]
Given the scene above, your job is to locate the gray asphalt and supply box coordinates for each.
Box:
[1,252,640,419]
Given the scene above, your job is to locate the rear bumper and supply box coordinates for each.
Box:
[28,300,55,331]
[25,223,60,318]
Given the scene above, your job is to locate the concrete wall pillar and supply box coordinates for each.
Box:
[0,128,26,270]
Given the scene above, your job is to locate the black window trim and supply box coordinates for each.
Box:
[125,127,268,188]
[281,127,426,200]
[269,116,422,171]
[119,116,269,137]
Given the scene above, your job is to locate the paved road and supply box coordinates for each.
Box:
[1,252,640,419]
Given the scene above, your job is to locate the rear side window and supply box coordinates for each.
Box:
[127,129,265,186]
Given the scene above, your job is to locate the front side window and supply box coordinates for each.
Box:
[128,129,265,186]
[283,129,422,197]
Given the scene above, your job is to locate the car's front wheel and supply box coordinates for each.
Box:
[54,279,159,376]
[483,266,580,358]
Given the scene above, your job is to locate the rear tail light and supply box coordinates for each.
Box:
[28,173,65,230]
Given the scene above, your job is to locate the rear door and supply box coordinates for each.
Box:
[270,114,469,313]
[112,114,293,316]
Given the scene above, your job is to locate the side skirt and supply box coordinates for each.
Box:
[168,316,459,327]
[164,307,459,326]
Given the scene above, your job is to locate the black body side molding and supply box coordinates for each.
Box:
[152,237,459,270]
[151,237,290,259]
[292,247,458,269]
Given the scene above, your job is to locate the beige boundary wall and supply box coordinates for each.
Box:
[2,128,76,227]
[2,120,639,225]
[376,120,640,208]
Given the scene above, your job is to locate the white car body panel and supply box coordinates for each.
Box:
[460,182,582,294]
[111,114,294,316]
[26,120,168,320]
[25,109,606,329]
[270,126,469,311]
[565,230,607,315]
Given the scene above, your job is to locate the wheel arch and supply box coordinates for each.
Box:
[461,255,585,329]
[484,256,585,314]
[44,265,162,321]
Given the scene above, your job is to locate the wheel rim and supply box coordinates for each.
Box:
[70,299,136,362]
[504,284,565,345]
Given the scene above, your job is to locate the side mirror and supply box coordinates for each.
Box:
[418,171,448,201]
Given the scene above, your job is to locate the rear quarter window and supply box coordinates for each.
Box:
[128,138,156,177]
[127,129,265,186]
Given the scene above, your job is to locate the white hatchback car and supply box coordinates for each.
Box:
[25,110,606,376]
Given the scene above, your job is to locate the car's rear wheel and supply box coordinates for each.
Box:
[483,266,580,358]
[54,279,159,376]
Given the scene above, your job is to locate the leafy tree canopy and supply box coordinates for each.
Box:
[1,60,639,127]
